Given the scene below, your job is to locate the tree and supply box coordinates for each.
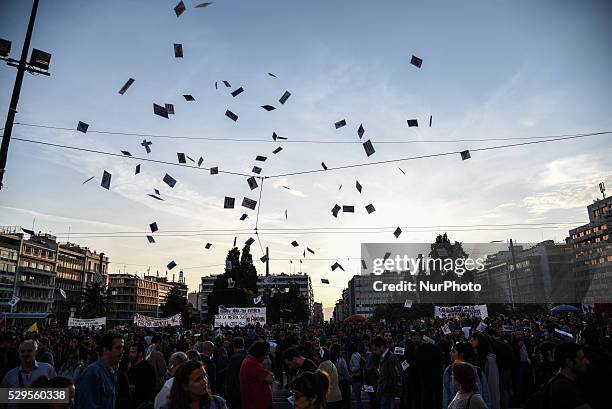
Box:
[267,282,309,324]
[80,282,111,318]
[419,233,470,304]
[160,286,190,327]
[206,243,259,322]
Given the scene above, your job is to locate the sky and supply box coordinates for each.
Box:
[1,0,611,318]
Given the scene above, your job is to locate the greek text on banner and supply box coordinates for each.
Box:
[434,305,488,319]
[133,313,181,327]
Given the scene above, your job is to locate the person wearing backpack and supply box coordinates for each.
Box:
[447,361,489,409]
[545,342,591,409]
[442,342,491,409]
[349,342,366,409]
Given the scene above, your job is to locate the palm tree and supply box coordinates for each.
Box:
[80,282,112,318]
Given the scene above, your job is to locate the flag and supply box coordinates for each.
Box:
[26,322,39,333]
[8,295,20,307]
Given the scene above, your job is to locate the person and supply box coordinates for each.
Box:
[0,333,20,381]
[330,344,351,409]
[78,334,94,365]
[348,342,366,409]
[202,341,218,394]
[284,348,319,374]
[409,330,443,409]
[226,337,247,409]
[128,341,157,408]
[364,345,380,409]
[147,335,168,392]
[155,352,189,409]
[36,338,55,368]
[57,348,85,383]
[240,340,274,409]
[115,366,132,409]
[289,370,330,409]
[25,375,76,409]
[533,342,557,390]
[447,361,489,409]
[186,349,202,362]
[74,331,125,409]
[163,360,227,409]
[274,330,288,386]
[1,339,56,388]
[470,333,499,409]
[318,347,343,409]
[545,342,591,409]
[372,336,401,409]
[442,342,491,409]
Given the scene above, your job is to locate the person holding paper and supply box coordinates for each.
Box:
[442,342,491,409]
[372,336,402,409]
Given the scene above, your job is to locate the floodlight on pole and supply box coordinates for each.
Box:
[29,48,51,70]
[0,39,11,57]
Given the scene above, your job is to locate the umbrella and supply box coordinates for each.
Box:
[344,314,367,323]
[550,304,581,313]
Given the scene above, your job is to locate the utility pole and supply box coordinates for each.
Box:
[0,0,42,189]
[508,239,517,310]
[264,246,271,315]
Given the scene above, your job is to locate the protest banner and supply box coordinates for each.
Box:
[68,317,106,329]
[133,313,181,327]
[214,307,266,327]
[434,304,488,319]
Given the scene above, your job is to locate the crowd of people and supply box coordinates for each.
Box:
[1,310,611,409]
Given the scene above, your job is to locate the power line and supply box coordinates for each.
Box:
[52,224,578,239]
[11,136,253,178]
[266,132,610,178]
[13,122,612,145]
[11,131,609,182]
[54,221,581,235]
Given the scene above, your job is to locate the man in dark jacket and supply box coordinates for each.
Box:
[226,337,248,409]
[373,336,402,409]
[128,342,156,408]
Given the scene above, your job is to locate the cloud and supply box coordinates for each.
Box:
[520,119,537,128]
[0,205,138,231]
[271,178,306,197]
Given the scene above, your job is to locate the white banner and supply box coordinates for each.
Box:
[68,317,106,329]
[434,305,488,319]
[134,313,181,327]
[214,307,266,327]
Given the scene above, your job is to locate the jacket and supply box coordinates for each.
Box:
[74,358,117,409]
[377,349,402,398]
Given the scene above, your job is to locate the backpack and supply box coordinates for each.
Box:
[523,374,563,409]
[352,352,366,382]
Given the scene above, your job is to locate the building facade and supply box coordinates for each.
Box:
[199,273,314,321]
[15,233,59,317]
[332,274,400,321]
[108,273,188,325]
[0,228,20,314]
[566,195,612,303]
[312,302,324,324]
[473,240,574,304]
